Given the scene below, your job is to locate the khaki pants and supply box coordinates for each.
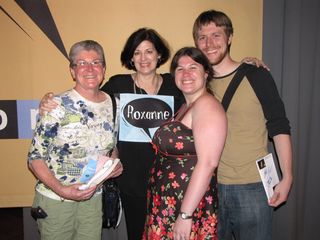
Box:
[32,191,102,240]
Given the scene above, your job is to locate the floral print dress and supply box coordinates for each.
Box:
[143,118,218,240]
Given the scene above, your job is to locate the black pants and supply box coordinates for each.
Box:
[121,192,147,240]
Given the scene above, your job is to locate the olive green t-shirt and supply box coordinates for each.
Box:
[210,72,268,184]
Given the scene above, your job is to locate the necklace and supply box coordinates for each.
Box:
[133,73,162,95]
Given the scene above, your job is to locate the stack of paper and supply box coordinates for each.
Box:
[79,158,120,190]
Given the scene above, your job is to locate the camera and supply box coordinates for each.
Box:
[31,206,47,220]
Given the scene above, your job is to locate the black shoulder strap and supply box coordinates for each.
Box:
[108,94,117,157]
[110,94,116,124]
[221,64,252,111]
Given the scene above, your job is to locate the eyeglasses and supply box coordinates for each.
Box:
[72,60,104,68]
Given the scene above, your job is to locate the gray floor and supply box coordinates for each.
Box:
[0,208,23,240]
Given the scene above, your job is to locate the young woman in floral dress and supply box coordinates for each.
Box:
[143,47,227,240]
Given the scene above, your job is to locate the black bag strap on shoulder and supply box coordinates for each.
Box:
[102,94,122,229]
[110,94,116,124]
[221,63,253,111]
[108,94,117,157]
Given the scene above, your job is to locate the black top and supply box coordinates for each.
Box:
[100,73,185,196]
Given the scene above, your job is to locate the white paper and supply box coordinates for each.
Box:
[256,153,280,200]
[79,158,120,190]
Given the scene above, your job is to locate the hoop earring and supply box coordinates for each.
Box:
[130,60,135,67]
[157,57,161,67]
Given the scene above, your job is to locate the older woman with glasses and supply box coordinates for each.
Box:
[27,40,122,240]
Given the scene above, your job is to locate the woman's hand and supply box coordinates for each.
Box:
[173,215,192,240]
[57,184,98,201]
[39,92,58,116]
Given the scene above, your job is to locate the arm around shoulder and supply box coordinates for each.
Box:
[39,92,58,116]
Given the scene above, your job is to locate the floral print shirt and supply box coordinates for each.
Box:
[28,89,116,200]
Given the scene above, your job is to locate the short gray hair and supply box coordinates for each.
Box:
[69,40,106,67]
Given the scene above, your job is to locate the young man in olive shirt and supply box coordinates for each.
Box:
[192,10,293,240]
